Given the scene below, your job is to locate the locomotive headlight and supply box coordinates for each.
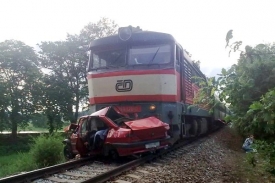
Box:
[118,26,132,41]
[149,104,156,111]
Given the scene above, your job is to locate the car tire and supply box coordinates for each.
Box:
[64,144,75,160]
[109,149,119,160]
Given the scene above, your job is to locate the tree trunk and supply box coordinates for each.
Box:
[11,119,17,141]
[74,91,80,122]
[47,113,54,134]
[73,79,80,122]
[10,109,18,141]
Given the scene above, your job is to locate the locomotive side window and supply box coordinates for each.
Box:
[176,45,181,65]
[129,44,171,65]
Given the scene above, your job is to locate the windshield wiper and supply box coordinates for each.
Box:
[109,52,125,68]
[148,47,160,65]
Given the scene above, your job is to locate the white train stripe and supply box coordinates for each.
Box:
[88,74,177,98]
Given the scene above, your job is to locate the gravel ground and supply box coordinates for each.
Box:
[151,127,241,183]
[111,126,275,183]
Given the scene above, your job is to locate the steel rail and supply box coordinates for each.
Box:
[0,157,93,183]
[82,139,199,183]
[82,154,153,183]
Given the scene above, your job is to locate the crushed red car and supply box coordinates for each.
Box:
[63,106,170,159]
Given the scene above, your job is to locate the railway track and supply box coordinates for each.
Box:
[0,127,222,183]
[0,140,199,183]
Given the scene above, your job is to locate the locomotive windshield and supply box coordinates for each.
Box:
[90,48,127,70]
[129,44,171,65]
[88,44,171,71]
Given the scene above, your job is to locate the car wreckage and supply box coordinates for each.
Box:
[63,106,170,159]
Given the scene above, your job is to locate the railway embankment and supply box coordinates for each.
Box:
[108,126,275,183]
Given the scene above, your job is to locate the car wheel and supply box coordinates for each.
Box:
[64,144,75,160]
[109,149,119,160]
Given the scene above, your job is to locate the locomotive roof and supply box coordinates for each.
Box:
[89,31,176,48]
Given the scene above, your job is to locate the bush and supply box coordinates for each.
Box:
[29,133,65,168]
[254,140,275,175]
[245,152,257,167]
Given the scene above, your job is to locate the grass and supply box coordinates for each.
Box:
[222,126,275,182]
[0,135,32,154]
[0,153,38,178]
[234,153,275,182]
[0,133,66,178]
[0,135,35,178]
[0,121,69,178]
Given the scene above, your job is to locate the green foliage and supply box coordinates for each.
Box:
[222,31,275,176]
[0,135,36,178]
[225,30,233,48]
[37,17,118,127]
[245,152,257,167]
[225,30,243,56]
[30,113,48,128]
[245,89,275,137]
[193,76,222,114]
[0,143,30,156]
[254,140,275,175]
[0,135,31,156]
[38,41,79,125]
[0,109,8,132]
[0,153,38,178]
[79,17,118,43]
[29,133,65,168]
[219,43,275,136]
[0,18,118,136]
[0,40,41,139]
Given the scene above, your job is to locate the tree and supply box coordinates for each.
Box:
[0,40,40,139]
[79,17,118,45]
[43,75,73,133]
[38,17,118,123]
[30,113,48,128]
[220,31,275,137]
[193,76,221,114]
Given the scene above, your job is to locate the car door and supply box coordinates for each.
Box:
[66,123,79,155]
[76,117,89,155]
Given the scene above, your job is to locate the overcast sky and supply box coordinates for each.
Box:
[1,0,274,77]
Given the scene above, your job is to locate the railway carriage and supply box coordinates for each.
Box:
[64,26,228,159]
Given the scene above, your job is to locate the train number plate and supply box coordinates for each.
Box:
[145,142,160,149]
[116,105,141,113]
